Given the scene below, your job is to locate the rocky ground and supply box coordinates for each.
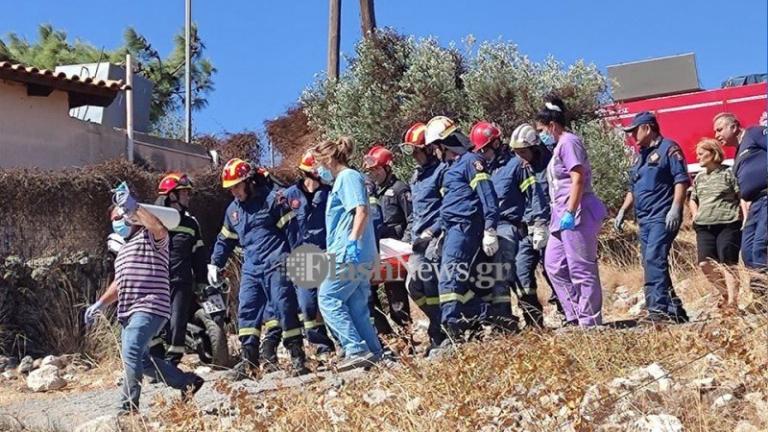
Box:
[0,266,766,431]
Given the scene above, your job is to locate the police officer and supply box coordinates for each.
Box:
[714,112,768,305]
[470,121,521,332]
[509,124,559,327]
[363,145,413,331]
[425,116,499,342]
[616,112,689,323]
[400,122,448,352]
[150,173,209,365]
[208,159,309,379]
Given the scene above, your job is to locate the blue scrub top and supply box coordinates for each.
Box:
[326,168,378,264]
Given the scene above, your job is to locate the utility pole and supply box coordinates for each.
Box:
[327,0,341,81]
[184,0,192,143]
[126,54,134,163]
[359,0,376,37]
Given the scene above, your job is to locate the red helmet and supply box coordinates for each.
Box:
[298,151,317,174]
[399,123,427,155]
[221,158,252,189]
[363,145,394,170]
[469,121,502,152]
[158,172,193,195]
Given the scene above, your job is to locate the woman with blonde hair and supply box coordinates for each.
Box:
[689,138,742,313]
[312,137,383,370]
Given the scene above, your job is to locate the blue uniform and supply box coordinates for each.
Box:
[439,151,497,335]
[630,137,689,319]
[407,160,447,345]
[263,183,335,354]
[210,184,304,348]
[734,126,767,290]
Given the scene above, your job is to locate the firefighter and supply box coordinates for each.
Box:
[148,173,209,365]
[470,121,523,332]
[713,112,768,306]
[509,124,558,327]
[363,145,413,333]
[616,112,690,324]
[425,116,498,342]
[364,176,392,335]
[208,158,309,379]
[400,122,448,351]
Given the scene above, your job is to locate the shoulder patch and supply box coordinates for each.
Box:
[667,145,684,161]
[649,152,660,163]
[230,210,240,225]
[473,160,485,172]
[290,199,301,209]
[384,189,395,197]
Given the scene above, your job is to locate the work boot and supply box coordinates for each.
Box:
[286,338,310,377]
[260,338,281,373]
[519,294,544,329]
[227,344,258,381]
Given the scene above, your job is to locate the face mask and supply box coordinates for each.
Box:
[317,166,334,184]
[112,219,132,239]
[539,132,556,146]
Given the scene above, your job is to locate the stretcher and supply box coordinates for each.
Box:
[371,238,412,284]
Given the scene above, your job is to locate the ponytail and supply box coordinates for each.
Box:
[314,136,355,166]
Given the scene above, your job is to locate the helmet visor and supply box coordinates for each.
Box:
[398,143,415,156]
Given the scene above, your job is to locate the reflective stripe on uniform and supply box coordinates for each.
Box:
[369,197,379,205]
[283,328,302,339]
[192,239,204,252]
[492,295,512,304]
[413,296,426,306]
[439,187,446,196]
[167,345,186,354]
[303,320,322,329]
[276,211,295,229]
[239,327,260,337]
[439,290,476,304]
[519,176,536,192]
[220,226,238,240]
[298,313,306,322]
[263,319,279,330]
[414,296,440,307]
[469,173,491,190]
[171,226,196,236]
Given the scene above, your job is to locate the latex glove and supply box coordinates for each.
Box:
[345,239,361,264]
[419,229,434,240]
[207,264,221,286]
[84,300,104,327]
[559,211,576,231]
[532,225,549,251]
[113,182,139,217]
[106,233,125,255]
[412,236,431,254]
[482,229,499,256]
[614,208,626,232]
[665,203,682,232]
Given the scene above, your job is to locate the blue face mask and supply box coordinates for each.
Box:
[317,166,335,184]
[539,132,556,147]
[112,219,132,239]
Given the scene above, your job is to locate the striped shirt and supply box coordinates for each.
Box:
[115,228,171,322]
[691,166,741,225]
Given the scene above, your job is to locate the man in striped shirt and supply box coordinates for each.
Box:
[85,186,203,414]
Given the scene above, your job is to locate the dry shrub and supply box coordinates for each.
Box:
[264,105,319,182]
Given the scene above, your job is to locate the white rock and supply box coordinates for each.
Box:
[704,353,723,367]
[609,377,637,391]
[194,366,213,376]
[2,370,17,380]
[17,355,34,374]
[580,385,602,418]
[645,363,671,392]
[734,421,760,432]
[362,388,391,406]
[406,397,422,413]
[41,355,62,368]
[73,415,117,432]
[628,295,647,316]
[630,414,683,432]
[27,365,66,392]
[712,393,735,408]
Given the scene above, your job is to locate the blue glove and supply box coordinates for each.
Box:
[84,300,104,327]
[345,239,361,264]
[559,211,576,231]
[113,182,138,217]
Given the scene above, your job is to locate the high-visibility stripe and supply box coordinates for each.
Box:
[192,239,204,252]
[369,197,380,206]
[469,173,491,190]
[492,295,512,304]
[519,176,536,192]
[167,345,186,354]
[220,226,238,240]
[439,187,446,196]
[298,313,306,322]
[413,297,426,307]
[283,328,302,339]
[276,211,295,229]
[414,296,440,307]
[171,226,196,236]
[263,319,279,330]
[239,327,260,337]
[439,290,476,304]
[303,320,322,329]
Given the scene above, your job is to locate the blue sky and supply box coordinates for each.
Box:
[5,0,767,136]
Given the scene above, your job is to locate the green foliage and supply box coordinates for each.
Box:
[0,24,215,131]
[575,120,633,211]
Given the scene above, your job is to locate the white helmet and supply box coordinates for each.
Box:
[425,116,458,145]
[509,123,540,150]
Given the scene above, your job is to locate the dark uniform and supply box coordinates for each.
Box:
[630,137,689,320]
[365,178,391,335]
[407,159,448,346]
[734,126,768,294]
[371,174,413,330]
[210,183,305,365]
[439,151,498,336]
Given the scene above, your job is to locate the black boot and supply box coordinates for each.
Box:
[227,343,258,381]
[286,338,310,377]
[260,338,280,373]
[520,294,545,329]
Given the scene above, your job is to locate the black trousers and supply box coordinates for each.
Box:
[164,282,194,362]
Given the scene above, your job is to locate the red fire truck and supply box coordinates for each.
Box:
[606,54,766,173]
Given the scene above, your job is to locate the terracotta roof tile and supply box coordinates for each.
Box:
[0,61,130,91]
